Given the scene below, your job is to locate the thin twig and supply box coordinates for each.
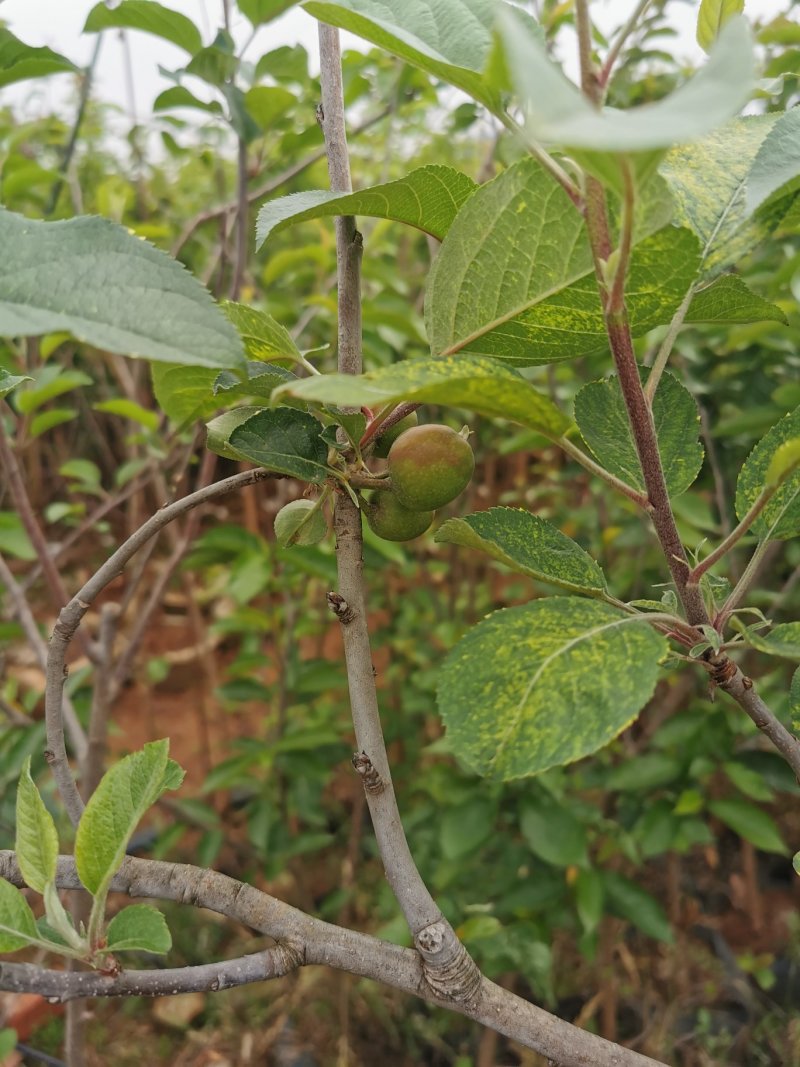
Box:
[231,136,249,300]
[82,603,119,797]
[0,950,297,1000]
[690,485,776,582]
[558,435,649,508]
[0,553,87,760]
[600,0,654,89]
[698,401,733,539]
[45,36,103,216]
[643,288,694,405]
[717,539,773,627]
[0,414,91,652]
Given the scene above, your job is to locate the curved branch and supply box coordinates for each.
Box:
[45,468,280,826]
[0,852,666,1067]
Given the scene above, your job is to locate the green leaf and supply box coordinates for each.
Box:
[0,1030,17,1058]
[500,12,754,152]
[0,369,32,399]
[0,512,34,561]
[301,0,525,112]
[661,115,787,278]
[440,797,496,859]
[274,355,570,437]
[437,599,666,779]
[434,507,606,596]
[208,408,330,483]
[791,667,800,734]
[256,165,477,248]
[709,797,788,853]
[15,369,93,414]
[105,903,172,954]
[747,622,800,659]
[239,0,297,26]
[83,1,202,54]
[214,362,296,403]
[222,302,303,363]
[575,371,703,498]
[94,399,160,430]
[604,753,682,792]
[0,28,76,88]
[153,86,223,115]
[15,757,59,894]
[244,86,295,131]
[151,364,220,427]
[766,439,800,488]
[0,211,245,371]
[685,274,787,325]
[30,408,77,438]
[697,0,745,53]
[602,872,674,942]
[574,869,604,933]
[746,108,800,215]
[184,32,237,87]
[520,798,588,867]
[274,499,328,547]
[75,740,179,896]
[0,878,39,952]
[425,157,691,363]
[735,406,800,539]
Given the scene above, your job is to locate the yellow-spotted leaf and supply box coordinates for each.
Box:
[434,507,605,596]
[425,157,696,364]
[575,371,703,497]
[697,0,745,54]
[274,355,570,437]
[735,406,800,539]
[437,599,666,779]
[661,115,792,279]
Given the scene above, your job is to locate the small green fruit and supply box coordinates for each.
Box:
[388,424,474,511]
[373,411,419,458]
[364,490,433,541]
[274,499,327,547]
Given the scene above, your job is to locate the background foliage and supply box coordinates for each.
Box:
[2,1,800,1064]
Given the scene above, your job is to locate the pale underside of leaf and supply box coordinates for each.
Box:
[0,211,244,370]
[500,13,754,152]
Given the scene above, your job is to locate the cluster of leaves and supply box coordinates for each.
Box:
[0,742,183,963]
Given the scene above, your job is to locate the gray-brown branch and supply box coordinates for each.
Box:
[0,852,666,1067]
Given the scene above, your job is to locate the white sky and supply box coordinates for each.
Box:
[0,0,790,122]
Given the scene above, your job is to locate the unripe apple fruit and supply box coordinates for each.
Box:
[387,424,474,511]
[373,410,419,458]
[363,490,433,541]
